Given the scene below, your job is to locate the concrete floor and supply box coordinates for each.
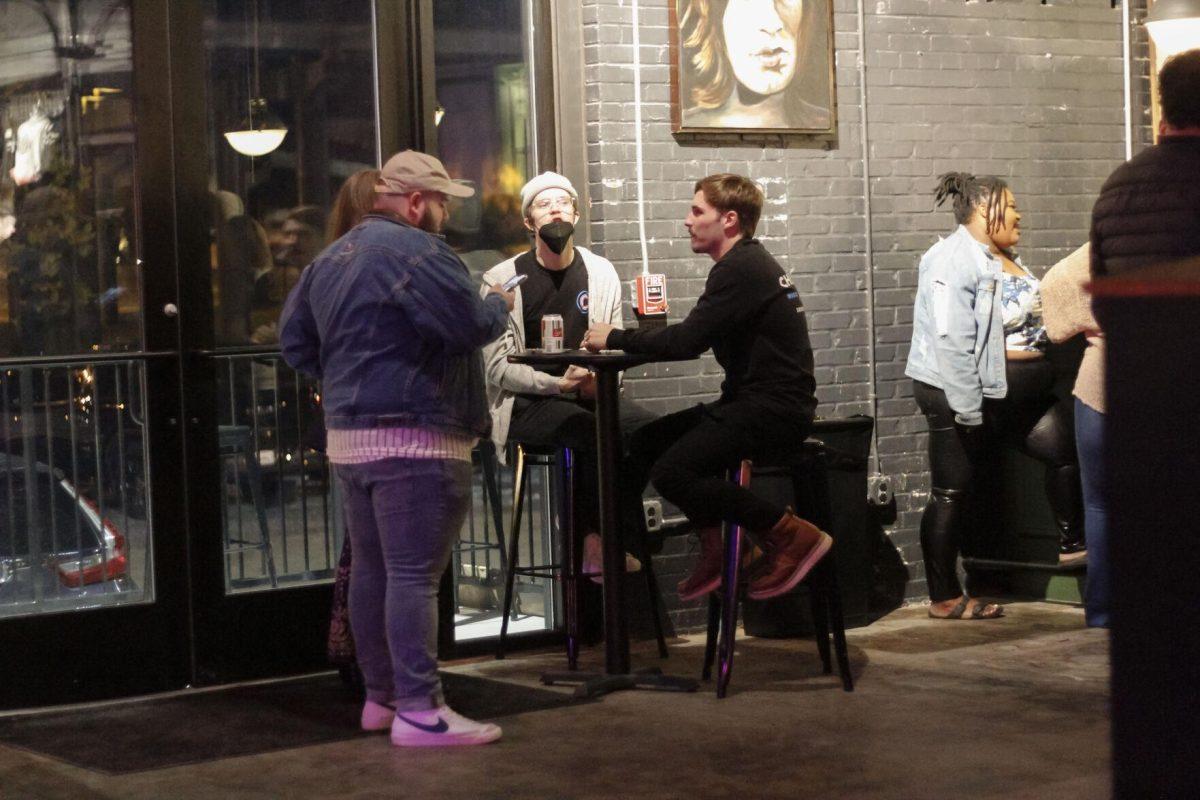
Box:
[0,602,1110,800]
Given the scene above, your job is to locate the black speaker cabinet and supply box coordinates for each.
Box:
[743,415,874,637]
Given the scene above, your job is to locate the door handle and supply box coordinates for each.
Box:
[163,303,179,318]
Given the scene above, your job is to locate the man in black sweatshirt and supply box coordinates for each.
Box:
[582,173,829,601]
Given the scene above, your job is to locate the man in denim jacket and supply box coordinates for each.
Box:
[280,151,513,747]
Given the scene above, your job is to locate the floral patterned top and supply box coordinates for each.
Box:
[1001,267,1048,352]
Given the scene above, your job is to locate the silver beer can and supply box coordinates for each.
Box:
[541,314,564,353]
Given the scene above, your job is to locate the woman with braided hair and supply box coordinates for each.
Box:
[676,0,832,130]
[905,172,1084,620]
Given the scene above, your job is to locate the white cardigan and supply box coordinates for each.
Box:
[479,246,624,455]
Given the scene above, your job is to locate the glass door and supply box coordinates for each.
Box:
[0,0,190,707]
[181,0,382,683]
[430,0,562,650]
[185,0,564,675]
[186,0,559,673]
[0,0,567,708]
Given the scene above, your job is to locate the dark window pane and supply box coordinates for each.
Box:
[433,0,533,278]
[0,1,141,358]
[0,2,151,619]
[203,0,376,347]
[202,0,375,594]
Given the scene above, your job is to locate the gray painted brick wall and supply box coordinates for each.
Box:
[578,0,1150,631]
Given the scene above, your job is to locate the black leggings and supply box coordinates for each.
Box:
[913,359,1082,601]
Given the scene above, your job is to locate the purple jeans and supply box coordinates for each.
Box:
[334,457,472,711]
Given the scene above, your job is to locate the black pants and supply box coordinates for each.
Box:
[624,400,811,538]
[913,359,1082,602]
[508,395,656,538]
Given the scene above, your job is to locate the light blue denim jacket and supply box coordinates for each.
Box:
[905,225,1007,427]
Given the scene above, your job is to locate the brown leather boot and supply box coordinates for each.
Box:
[746,511,832,600]
[676,526,723,601]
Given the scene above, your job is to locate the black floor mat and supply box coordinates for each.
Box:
[0,671,580,774]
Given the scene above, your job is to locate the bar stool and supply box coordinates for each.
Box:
[702,444,853,698]
[496,442,669,667]
[218,424,277,587]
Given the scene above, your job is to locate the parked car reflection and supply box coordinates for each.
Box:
[0,454,130,610]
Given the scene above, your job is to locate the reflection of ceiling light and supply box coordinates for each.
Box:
[223,0,287,157]
[224,98,288,156]
[435,104,446,127]
[1146,0,1200,59]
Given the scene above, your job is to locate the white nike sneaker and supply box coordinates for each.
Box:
[360,700,395,732]
[389,704,502,747]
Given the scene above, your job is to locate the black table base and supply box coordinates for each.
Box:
[541,666,698,699]
[509,349,699,700]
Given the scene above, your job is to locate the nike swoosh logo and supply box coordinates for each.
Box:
[395,713,449,734]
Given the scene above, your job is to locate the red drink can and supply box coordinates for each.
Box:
[541,314,564,352]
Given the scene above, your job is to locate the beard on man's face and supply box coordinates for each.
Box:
[418,206,443,235]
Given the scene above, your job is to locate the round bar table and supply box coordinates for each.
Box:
[508,348,698,698]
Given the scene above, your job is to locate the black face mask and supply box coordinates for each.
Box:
[537,220,574,255]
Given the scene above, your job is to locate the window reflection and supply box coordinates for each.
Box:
[203,0,375,594]
[434,0,532,278]
[204,0,375,347]
[0,1,140,359]
[432,1,562,642]
[0,1,151,618]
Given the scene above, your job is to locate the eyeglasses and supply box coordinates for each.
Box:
[531,196,575,212]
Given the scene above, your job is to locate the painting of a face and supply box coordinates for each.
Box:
[671,0,834,134]
[722,0,799,97]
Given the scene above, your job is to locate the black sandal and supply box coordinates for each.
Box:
[928,596,970,619]
[969,600,1004,619]
[928,596,1004,620]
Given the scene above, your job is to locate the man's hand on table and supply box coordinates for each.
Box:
[582,323,615,352]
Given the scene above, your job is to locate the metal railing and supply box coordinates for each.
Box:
[0,348,559,642]
[214,352,336,592]
[0,358,152,618]
[213,353,557,639]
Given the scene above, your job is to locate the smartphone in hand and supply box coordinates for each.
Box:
[502,273,528,291]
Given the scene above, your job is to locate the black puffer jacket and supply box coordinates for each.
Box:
[1090,137,1200,277]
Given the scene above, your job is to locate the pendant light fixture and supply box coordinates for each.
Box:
[223,0,287,157]
[1146,0,1200,60]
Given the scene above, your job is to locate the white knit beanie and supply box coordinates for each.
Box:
[520,171,578,218]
